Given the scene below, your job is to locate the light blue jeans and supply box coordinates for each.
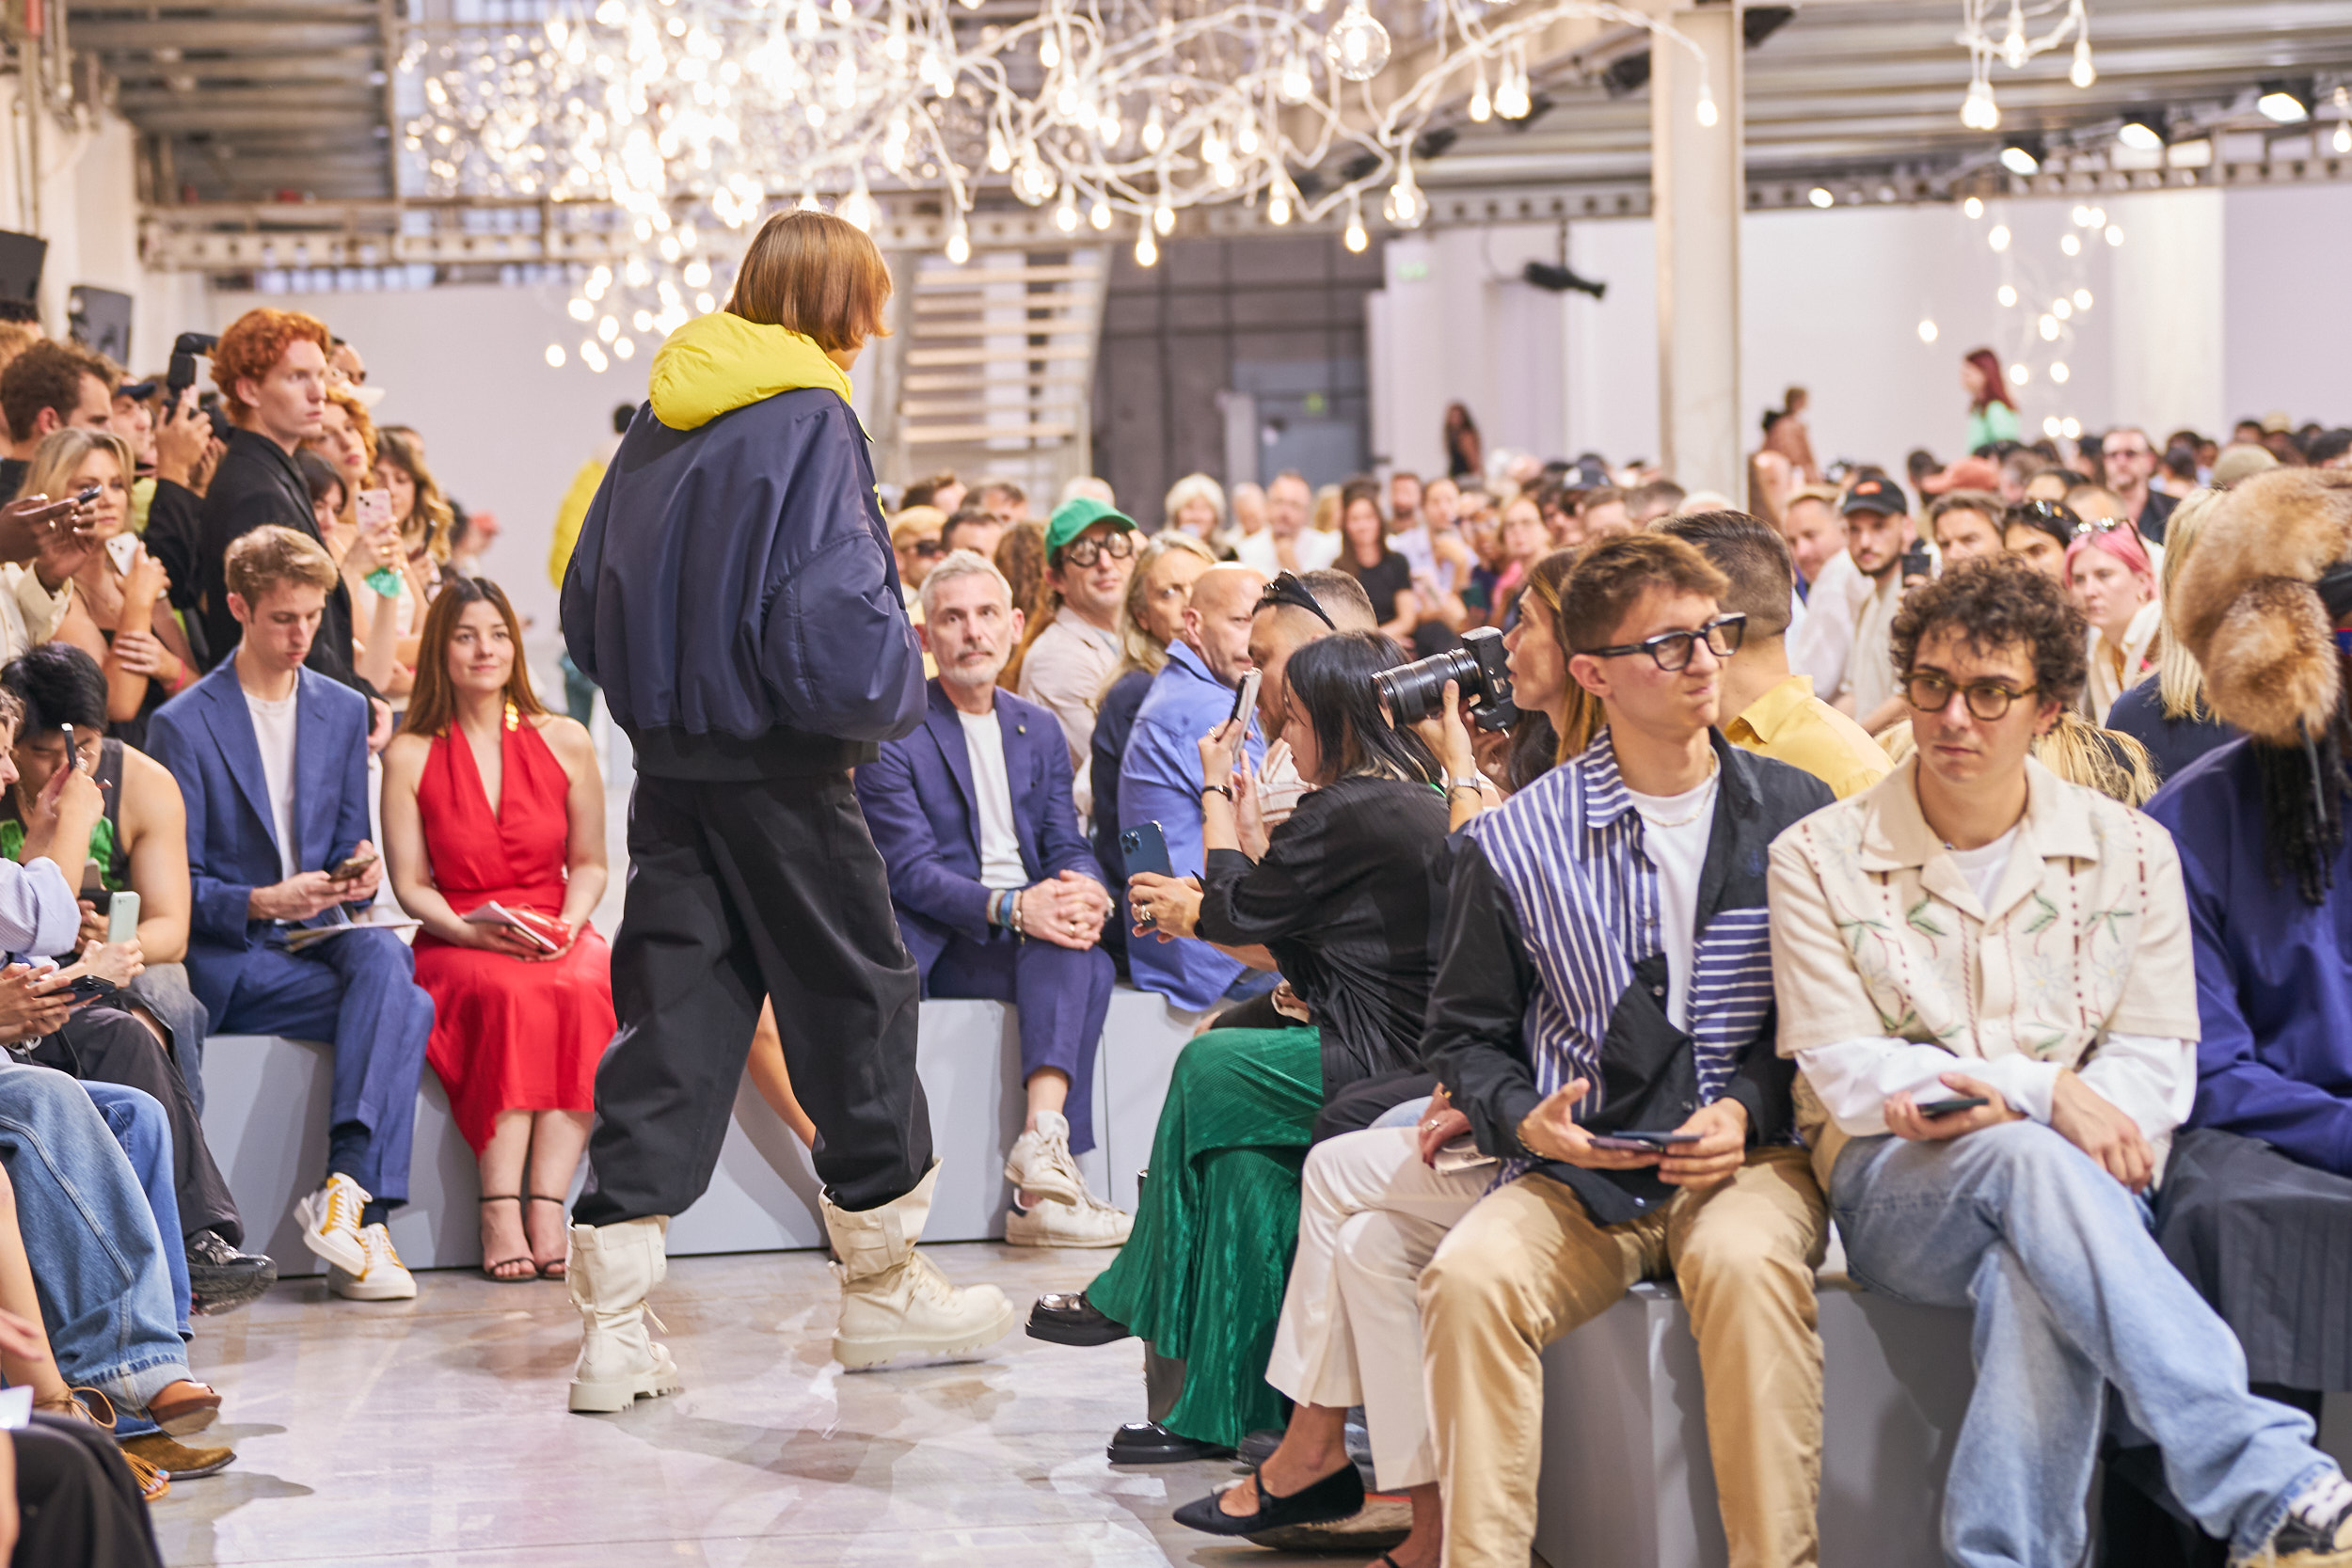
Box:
[1832,1121,2334,1567]
[0,1061,192,1422]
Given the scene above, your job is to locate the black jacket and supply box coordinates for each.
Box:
[1423,732,1832,1224]
[193,428,368,697]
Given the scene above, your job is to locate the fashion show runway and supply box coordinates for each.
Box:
[148,1245,1349,1567]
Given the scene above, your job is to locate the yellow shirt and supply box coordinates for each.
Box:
[548,455,606,589]
[1724,673,1892,800]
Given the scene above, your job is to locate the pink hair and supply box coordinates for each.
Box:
[2064,525,2154,591]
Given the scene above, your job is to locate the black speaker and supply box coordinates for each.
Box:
[68,285,133,364]
[0,231,45,304]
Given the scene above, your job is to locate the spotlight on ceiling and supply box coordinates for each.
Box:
[1998,135,2044,176]
[2117,111,2168,152]
[2257,79,2313,124]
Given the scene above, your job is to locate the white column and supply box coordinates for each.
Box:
[2106,188,2224,441]
[1649,2,1742,496]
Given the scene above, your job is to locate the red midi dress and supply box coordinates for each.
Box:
[413,716,614,1154]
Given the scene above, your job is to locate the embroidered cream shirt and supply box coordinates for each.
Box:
[1768,753,2201,1182]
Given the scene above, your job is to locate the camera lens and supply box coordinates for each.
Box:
[1373,647,1478,726]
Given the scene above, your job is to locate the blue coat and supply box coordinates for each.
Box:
[2147,737,2352,1177]
[854,681,1100,981]
[146,660,373,1023]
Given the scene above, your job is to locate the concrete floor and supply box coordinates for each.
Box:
[150,1244,1369,1568]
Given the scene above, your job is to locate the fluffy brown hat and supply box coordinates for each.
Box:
[2172,468,2352,745]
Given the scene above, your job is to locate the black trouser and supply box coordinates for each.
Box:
[27,1006,241,1247]
[11,1414,165,1568]
[576,770,931,1225]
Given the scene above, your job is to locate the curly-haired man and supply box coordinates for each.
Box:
[1769,554,2352,1567]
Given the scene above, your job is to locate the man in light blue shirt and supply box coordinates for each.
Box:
[1120,563,1266,1012]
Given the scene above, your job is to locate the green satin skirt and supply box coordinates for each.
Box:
[1086,1024,1324,1449]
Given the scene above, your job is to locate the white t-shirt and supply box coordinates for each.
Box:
[956,707,1028,891]
[1944,825,2019,911]
[1236,528,1342,577]
[245,686,302,884]
[1627,766,1721,1031]
[1389,526,1458,594]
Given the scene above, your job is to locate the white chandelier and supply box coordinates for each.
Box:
[400,0,1713,372]
[1955,0,2094,131]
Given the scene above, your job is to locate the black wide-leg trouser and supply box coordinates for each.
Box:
[576,769,932,1225]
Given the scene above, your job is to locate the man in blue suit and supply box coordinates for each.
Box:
[148,526,434,1303]
[854,551,1127,1249]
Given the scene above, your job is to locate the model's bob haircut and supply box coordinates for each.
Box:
[724,210,894,355]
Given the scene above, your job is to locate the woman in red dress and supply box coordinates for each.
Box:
[380,577,612,1280]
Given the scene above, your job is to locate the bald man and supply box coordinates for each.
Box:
[1120,563,1269,1012]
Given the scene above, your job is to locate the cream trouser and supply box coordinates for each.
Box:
[1263,1125,1491,1490]
[1419,1146,1829,1568]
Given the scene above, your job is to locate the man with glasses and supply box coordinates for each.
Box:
[1016,498,1138,825]
[2104,425,2182,545]
[1769,555,2352,1568]
[1416,533,1835,1568]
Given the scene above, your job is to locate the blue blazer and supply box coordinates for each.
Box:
[854,681,1100,980]
[146,660,374,1022]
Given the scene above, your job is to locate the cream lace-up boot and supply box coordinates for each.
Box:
[565,1215,684,1413]
[823,1163,1018,1369]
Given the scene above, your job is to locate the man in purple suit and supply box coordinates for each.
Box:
[854,550,1128,1249]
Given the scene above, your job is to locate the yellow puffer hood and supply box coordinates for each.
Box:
[646,312,854,431]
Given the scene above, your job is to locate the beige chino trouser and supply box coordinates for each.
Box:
[1419,1146,1829,1568]
[1263,1126,1493,1490]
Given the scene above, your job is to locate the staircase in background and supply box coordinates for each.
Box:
[871,245,1108,503]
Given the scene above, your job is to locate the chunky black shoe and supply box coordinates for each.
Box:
[1106,1421,1234,1465]
[187,1230,277,1316]
[1172,1461,1366,1537]
[2258,1469,2352,1565]
[1024,1291,1133,1347]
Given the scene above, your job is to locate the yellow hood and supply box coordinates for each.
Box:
[646,312,854,431]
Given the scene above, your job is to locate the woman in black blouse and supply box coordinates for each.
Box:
[1337,480,1421,643]
[1026,632,1454,1459]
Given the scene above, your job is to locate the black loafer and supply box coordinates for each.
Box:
[1173,1462,1367,1536]
[1025,1291,1133,1347]
[1107,1421,1234,1465]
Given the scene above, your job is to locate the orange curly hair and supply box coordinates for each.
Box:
[213,308,331,416]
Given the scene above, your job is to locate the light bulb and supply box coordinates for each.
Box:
[2043,416,2063,438]
[798,188,820,212]
[2074,288,2092,309]
[2051,361,2070,384]
[2070,37,2095,88]
[545,344,565,368]
[1236,118,1259,157]
[1963,196,1984,219]
[1988,223,2010,251]
[1961,80,1999,131]
[1385,159,1426,229]
[946,217,970,264]
[2337,122,2352,155]
[1141,106,1165,152]
[2038,313,2058,341]
[2105,224,2124,246]
[1694,84,1718,129]
[1268,186,1292,226]
[1153,201,1174,235]
[1807,186,1834,209]
[1325,0,1391,83]
[695,293,716,313]
[598,314,619,342]
[613,337,635,361]
[1136,230,1157,267]
[1998,284,2018,307]
[2060,233,2081,256]
[2009,363,2030,387]
[987,127,1011,172]
[1038,32,1059,69]
[1055,182,1078,232]
[1917,318,1938,343]
[2061,417,2081,439]
[568,296,594,321]
[582,341,608,372]
[2001,8,2026,70]
[1343,196,1367,252]
[2052,298,2072,320]
[1090,198,1112,230]
[1468,59,1491,123]
[1279,52,1312,104]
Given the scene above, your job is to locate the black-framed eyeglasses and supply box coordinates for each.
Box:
[1059,531,1136,568]
[1579,613,1746,672]
[1254,570,1337,630]
[1904,672,2040,721]
[911,538,948,558]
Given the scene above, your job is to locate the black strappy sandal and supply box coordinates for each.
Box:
[478,1196,536,1281]
[527,1195,570,1280]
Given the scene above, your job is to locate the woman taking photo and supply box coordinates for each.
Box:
[297,449,408,700]
[2067,519,2162,719]
[380,578,613,1282]
[1090,533,1217,889]
[1961,346,2021,453]
[1336,479,1421,641]
[1026,631,1455,1456]
[38,430,197,752]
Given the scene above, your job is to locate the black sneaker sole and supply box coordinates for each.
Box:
[1024,1312,1133,1347]
[190,1263,278,1316]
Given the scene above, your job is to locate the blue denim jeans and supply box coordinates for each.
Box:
[0,1061,191,1420]
[1832,1122,2334,1566]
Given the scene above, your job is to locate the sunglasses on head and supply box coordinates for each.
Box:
[1254,571,1336,630]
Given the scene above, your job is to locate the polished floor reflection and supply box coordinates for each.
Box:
[150,1243,1351,1567]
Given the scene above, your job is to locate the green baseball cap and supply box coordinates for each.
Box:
[1043,496,1137,558]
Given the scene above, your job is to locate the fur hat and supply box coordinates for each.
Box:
[2172,468,2352,745]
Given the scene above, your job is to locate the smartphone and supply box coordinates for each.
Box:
[329,849,378,882]
[1918,1095,1990,1118]
[1589,1131,1705,1151]
[1900,543,1934,580]
[106,890,140,945]
[60,972,114,1003]
[72,483,101,508]
[56,722,73,768]
[356,488,394,531]
[1228,668,1262,731]
[1119,821,1172,880]
[104,533,139,573]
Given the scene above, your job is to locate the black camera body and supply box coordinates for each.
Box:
[1374,626,1519,733]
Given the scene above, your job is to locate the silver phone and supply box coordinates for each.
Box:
[106,891,140,945]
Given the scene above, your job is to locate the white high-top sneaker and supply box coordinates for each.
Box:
[823,1163,1017,1370]
[1003,1111,1133,1248]
[565,1216,684,1414]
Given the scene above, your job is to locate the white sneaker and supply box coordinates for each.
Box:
[294,1173,371,1275]
[1003,1111,1086,1207]
[1005,1189,1132,1248]
[328,1224,417,1301]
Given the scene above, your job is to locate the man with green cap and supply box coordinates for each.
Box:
[1015,497,1138,825]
